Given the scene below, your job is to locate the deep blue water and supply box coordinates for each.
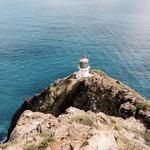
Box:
[0,0,150,141]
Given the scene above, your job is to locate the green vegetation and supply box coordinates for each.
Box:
[114,124,121,131]
[136,101,150,111]
[71,115,96,126]
[115,124,150,149]
[24,132,54,150]
[38,132,54,150]
[38,138,51,150]
[144,131,150,145]
[39,131,50,138]
[24,144,37,150]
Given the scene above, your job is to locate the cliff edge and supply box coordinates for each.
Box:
[1,69,150,149]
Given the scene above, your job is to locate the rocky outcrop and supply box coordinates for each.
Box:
[1,107,150,150]
[6,69,150,142]
[0,69,149,150]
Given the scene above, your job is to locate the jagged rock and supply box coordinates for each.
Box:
[1,108,150,150]
[6,69,150,142]
[119,102,137,118]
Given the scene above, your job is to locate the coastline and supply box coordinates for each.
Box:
[0,69,150,149]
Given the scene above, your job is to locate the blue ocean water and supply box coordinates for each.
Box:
[0,0,150,141]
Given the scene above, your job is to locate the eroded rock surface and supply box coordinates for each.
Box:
[1,107,150,150]
[6,70,150,142]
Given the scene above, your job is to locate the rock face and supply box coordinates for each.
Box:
[1,69,150,149]
[1,107,150,150]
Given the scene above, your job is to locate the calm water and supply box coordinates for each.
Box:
[0,0,150,141]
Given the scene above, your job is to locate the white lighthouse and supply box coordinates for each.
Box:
[76,56,92,79]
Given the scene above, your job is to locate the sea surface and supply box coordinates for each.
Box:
[0,0,150,141]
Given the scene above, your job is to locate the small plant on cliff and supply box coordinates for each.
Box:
[24,144,37,150]
[71,115,96,126]
[38,138,50,150]
[136,101,150,111]
[24,132,54,150]
[38,132,54,150]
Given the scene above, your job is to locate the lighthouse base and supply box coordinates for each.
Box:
[76,67,92,79]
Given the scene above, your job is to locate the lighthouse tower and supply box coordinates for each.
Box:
[76,56,92,79]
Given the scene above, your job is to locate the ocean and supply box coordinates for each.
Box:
[0,0,150,141]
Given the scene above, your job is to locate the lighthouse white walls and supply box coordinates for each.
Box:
[76,57,92,79]
[76,66,92,79]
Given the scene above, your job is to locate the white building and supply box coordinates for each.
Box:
[76,56,92,79]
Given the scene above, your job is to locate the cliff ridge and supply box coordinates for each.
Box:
[1,69,150,150]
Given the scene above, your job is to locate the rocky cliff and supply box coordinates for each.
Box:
[1,69,150,150]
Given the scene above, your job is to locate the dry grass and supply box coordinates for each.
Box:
[70,115,96,126]
[136,101,150,111]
